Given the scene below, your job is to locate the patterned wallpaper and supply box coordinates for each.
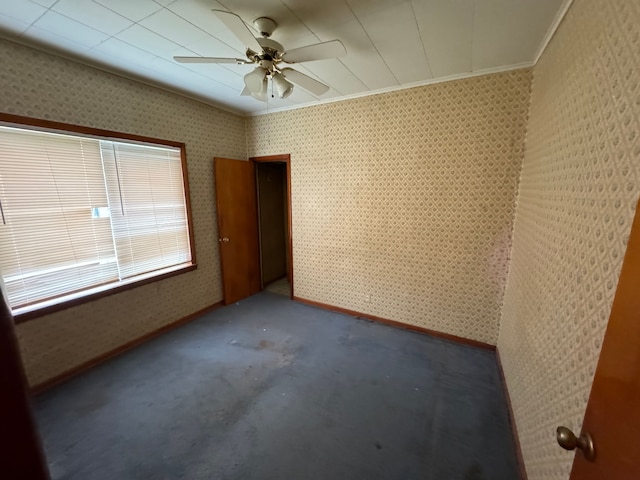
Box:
[6,7,636,479]
[498,1,640,479]
[0,39,246,386]
[247,69,532,345]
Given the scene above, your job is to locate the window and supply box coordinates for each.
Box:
[0,116,195,319]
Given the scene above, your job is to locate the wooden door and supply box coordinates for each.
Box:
[566,199,640,479]
[213,158,261,304]
[1,293,50,479]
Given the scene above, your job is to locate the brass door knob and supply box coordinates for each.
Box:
[556,426,595,461]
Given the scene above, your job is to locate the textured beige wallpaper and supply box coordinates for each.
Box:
[0,39,246,386]
[498,1,640,479]
[248,70,532,345]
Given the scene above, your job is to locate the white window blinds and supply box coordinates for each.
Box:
[0,125,192,312]
[100,141,191,279]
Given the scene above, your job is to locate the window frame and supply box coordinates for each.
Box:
[0,113,197,324]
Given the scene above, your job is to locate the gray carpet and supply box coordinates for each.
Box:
[34,292,519,480]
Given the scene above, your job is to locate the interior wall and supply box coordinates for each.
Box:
[247,69,532,345]
[498,1,640,479]
[256,162,288,285]
[0,39,246,387]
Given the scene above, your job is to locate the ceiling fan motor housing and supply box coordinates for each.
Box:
[255,38,285,69]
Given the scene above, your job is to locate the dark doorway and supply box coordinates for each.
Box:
[252,155,293,298]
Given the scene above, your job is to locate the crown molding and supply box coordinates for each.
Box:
[247,0,576,117]
[1,0,576,120]
[247,62,534,117]
[533,0,574,65]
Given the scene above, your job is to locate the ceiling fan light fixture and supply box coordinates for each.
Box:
[272,72,293,98]
[252,77,268,102]
[244,67,266,94]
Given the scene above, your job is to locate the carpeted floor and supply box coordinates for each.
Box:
[34,292,519,480]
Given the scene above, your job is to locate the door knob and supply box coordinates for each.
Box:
[219,237,229,243]
[556,426,595,461]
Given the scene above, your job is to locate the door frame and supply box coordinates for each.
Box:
[250,154,293,299]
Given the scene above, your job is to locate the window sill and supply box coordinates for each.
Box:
[13,263,197,324]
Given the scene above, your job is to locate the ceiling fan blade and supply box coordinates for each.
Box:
[174,56,249,64]
[282,40,346,63]
[281,68,330,96]
[212,10,263,53]
[245,67,267,94]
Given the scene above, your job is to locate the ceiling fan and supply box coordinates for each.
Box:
[174,10,346,102]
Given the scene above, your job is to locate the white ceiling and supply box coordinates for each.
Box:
[0,0,569,116]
